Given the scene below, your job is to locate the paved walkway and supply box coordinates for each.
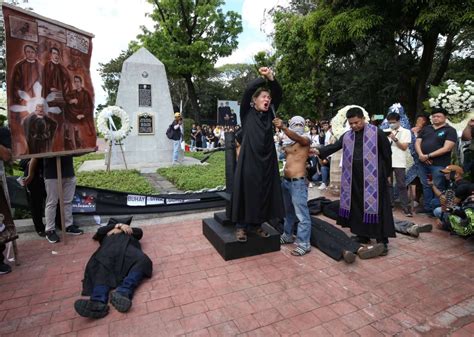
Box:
[1,208,473,336]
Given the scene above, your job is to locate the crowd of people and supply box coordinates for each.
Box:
[189,123,241,151]
[232,67,474,259]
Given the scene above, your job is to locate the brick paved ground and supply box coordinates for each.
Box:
[1,211,473,337]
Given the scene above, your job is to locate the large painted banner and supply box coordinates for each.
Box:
[2,4,96,159]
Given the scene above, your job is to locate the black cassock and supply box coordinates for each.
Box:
[231,77,284,224]
[318,128,396,239]
[81,221,153,296]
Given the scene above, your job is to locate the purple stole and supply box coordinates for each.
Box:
[339,124,379,224]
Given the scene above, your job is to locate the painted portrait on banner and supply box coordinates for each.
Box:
[2,4,96,159]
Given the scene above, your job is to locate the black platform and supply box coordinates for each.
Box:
[202,217,281,261]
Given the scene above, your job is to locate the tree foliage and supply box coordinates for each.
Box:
[273,0,474,120]
[138,0,242,121]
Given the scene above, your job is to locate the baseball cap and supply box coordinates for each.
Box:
[440,165,464,175]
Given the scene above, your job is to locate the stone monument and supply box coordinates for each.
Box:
[110,48,174,166]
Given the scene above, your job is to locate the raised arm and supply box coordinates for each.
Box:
[268,78,282,112]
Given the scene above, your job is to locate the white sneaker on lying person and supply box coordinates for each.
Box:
[318,183,327,190]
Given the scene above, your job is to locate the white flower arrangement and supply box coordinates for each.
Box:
[330,105,370,139]
[96,106,132,142]
[429,79,474,117]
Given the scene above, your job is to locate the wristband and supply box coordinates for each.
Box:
[394,138,398,143]
[427,153,432,159]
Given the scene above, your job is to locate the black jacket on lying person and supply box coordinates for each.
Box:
[81,218,153,296]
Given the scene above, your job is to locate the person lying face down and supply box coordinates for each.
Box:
[74,217,153,319]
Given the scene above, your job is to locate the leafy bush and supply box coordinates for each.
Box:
[76,169,157,194]
[158,151,225,191]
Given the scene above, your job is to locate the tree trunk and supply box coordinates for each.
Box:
[431,33,455,86]
[183,74,200,122]
[415,31,439,114]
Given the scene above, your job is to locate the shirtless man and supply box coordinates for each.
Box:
[273,116,312,256]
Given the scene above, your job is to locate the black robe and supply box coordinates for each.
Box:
[231,77,284,224]
[81,223,153,296]
[318,127,396,239]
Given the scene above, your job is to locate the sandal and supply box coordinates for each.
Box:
[255,228,270,238]
[235,229,247,243]
[291,246,310,256]
[280,234,294,244]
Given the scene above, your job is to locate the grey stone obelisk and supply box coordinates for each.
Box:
[110,47,174,166]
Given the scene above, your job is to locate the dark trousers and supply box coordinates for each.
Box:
[25,176,61,233]
[25,175,46,233]
[310,217,361,261]
[388,168,409,210]
[0,242,5,265]
[90,270,145,303]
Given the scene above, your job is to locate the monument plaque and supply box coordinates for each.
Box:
[111,47,174,166]
[137,112,154,134]
[138,84,152,107]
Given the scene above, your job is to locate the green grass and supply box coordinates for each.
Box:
[158,151,225,191]
[76,169,156,194]
[74,152,156,194]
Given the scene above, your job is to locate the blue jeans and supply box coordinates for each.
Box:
[172,140,181,163]
[90,271,144,303]
[419,164,445,211]
[312,166,329,184]
[281,178,311,250]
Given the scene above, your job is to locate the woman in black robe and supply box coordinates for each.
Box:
[231,67,284,242]
[74,217,152,319]
[317,108,395,254]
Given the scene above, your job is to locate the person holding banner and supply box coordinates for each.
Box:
[232,67,284,242]
[28,156,83,243]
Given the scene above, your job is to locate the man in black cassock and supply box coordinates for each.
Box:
[232,67,284,242]
[74,218,152,318]
[315,107,395,254]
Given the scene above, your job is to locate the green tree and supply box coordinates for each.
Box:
[273,0,474,119]
[139,0,242,122]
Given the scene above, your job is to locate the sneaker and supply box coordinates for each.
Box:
[357,243,385,259]
[0,263,12,274]
[66,225,83,235]
[46,230,60,243]
[342,250,356,264]
[309,182,314,188]
[417,223,433,233]
[74,299,109,319]
[406,225,420,238]
[318,183,327,190]
[110,291,132,313]
[37,231,46,237]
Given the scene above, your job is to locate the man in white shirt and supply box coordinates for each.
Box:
[385,112,412,216]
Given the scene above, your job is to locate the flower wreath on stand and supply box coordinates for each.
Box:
[428,79,474,132]
[96,106,132,144]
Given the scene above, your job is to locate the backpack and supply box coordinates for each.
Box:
[166,125,174,139]
[448,207,474,237]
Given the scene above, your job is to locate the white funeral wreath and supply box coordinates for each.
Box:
[96,106,132,142]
